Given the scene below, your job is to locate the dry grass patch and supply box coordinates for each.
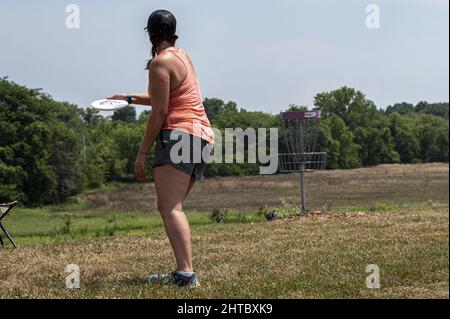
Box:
[79,163,449,213]
[0,206,447,299]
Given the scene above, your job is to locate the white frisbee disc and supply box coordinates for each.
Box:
[91,99,130,111]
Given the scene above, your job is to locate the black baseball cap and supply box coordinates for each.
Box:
[145,10,177,35]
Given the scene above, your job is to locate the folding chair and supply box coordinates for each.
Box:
[0,201,18,248]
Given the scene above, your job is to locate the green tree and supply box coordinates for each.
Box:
[0,78,84,205]
[80,107,103,127]
[109,123,144,181]
[411,114,449,162]
[319,115,361,169]
[315,87,399,166]
[415,101,449,119]
[1,77,448,205]
[112,106,136,123]
[385,102,415,115]
[203,98,224,123]
[388,113,420,163]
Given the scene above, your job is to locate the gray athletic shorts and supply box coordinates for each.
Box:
[153,130,213,181]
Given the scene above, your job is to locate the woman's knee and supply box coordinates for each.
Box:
[157,202,183,218]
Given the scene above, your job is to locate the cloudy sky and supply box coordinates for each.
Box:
[0,0,448,115]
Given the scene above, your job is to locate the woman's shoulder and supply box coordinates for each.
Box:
[149,55,169,70]
[150,47,193,78]
[150,50,177,68]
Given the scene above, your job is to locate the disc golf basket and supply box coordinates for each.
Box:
[0,201,18,248]
[279,111,327,213]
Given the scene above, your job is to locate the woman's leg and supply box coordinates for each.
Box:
[153,165,195,272]
[185,177,195,199]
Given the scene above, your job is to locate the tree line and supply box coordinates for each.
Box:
[0,78,448,206]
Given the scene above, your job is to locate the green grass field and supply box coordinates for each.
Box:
[0,163,448,298]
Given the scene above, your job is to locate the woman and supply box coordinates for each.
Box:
[108,10,214,288]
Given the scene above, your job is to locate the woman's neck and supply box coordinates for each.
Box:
[156,41,173,54]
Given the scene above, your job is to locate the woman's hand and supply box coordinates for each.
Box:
[107,93,128,101]
[135,152,148,181]
[107,93,152,106]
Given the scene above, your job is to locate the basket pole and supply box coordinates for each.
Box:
[299,122,307,213]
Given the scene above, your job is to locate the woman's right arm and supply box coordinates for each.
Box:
[107,92,152,106]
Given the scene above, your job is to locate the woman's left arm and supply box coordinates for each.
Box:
[135,58,171,180]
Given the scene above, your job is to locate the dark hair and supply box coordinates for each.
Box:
[145,10,179,70]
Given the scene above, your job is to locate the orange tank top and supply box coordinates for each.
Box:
[159,47,214,144]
